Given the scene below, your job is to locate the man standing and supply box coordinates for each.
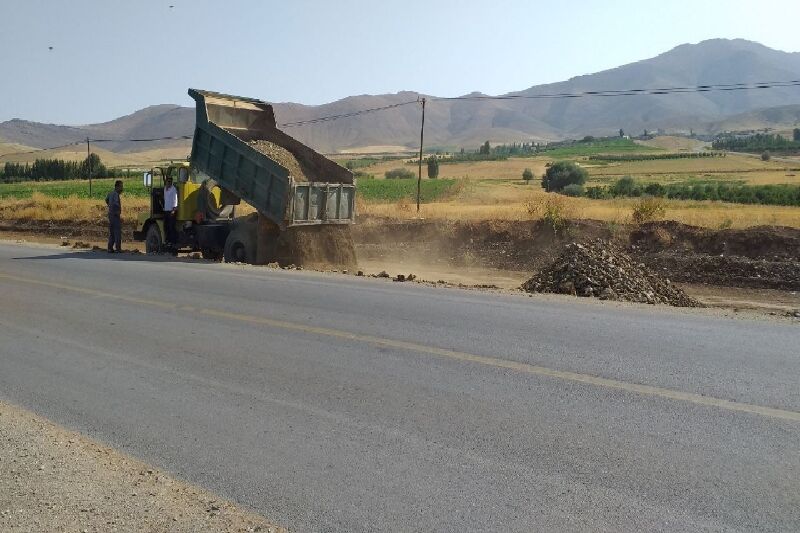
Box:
[105,180,123,253]
[163,176,178,249]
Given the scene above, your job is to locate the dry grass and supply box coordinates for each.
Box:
[360,190,800,229]
[357,153,799,187]
[1,192,797,230]
[3,163,799,232]
[634,136,710,151]
[0,193,149,224]
[588,153,791,176]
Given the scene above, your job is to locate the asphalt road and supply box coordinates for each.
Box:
[0,242,798,532]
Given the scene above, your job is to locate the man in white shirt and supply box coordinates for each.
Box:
[163,176,178,247]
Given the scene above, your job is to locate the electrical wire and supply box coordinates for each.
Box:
[278,100,419,127]
[0,135,192,158]
[89,135,193,143]
[277,79,800,126]
[0,140,84,158]
[431,80,800,101]
[2,78,798,157]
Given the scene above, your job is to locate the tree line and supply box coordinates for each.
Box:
[588,152,725,162]
[527,161,800,206]
[584,176,800,206]
[0,154,123,183]
[712,132,800,153]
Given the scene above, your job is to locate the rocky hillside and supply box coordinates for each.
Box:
[2,39,798,153]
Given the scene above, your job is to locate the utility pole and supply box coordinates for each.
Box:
[416,97,426,213]
[86,137,92,197]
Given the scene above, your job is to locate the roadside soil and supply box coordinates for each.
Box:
[0,399,283,533]
[1,215,798,317]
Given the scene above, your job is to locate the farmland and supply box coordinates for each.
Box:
[3,140,800,229]
[0,177,149,200]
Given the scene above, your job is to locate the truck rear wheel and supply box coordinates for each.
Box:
[223,226,256,263]
[145,224,163,254]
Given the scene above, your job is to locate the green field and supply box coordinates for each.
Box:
[356,178,459,202]
[0,177,148,200]
[0,176,459,204]
[543,139,660,158]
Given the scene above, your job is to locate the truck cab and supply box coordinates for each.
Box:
[133,162,235,259]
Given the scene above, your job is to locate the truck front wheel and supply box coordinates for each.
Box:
[145,224,163,254]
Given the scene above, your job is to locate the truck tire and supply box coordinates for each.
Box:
[223,226,257,263]
[145,224,163,254]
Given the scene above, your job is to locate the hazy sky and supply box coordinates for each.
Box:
[1,0,798,124]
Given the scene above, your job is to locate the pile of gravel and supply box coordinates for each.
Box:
[522,240,701,307]
[248,140,311,182]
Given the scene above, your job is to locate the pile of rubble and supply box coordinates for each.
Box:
[522,240,701,307]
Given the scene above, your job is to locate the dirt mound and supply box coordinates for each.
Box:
[642,253,800,291]
[522,240,701,307]
[249,140,311,182]
[631,221,800,259]
[279,225,357,270]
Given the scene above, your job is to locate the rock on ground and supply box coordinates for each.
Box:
[522,240,701,307]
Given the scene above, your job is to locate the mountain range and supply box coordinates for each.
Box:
[2,38,799,155]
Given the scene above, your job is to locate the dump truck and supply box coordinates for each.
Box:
[133,89,356,265]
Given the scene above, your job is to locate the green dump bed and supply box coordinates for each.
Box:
[188,89,355,228]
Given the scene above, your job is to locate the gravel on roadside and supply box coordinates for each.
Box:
[0,399,284,533]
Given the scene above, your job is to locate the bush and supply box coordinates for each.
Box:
[426,156,439,179]
[643,182,666,196]
[631,197,667,224]
[609,176,638,197]
[541,161,588,192]
[385,167,416,180]
[761,150,771,161]
[522,168,534,183]
[561,184,585,197]
[523,194,573,233]
[585,186,608,199]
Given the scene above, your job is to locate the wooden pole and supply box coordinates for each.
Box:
[86,137,92,197]
[416,98,426,213]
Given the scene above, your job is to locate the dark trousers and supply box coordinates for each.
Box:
[107,215,121,252]
[163,210,177,245]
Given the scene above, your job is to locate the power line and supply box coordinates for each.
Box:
[278,100,419,128]
[2,78,798,157]
[278,79,800,127]
[0,135,193,158]
[432,80,800,101]
[89,135,193,143]
[0,140,84,158]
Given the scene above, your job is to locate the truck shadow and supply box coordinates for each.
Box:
[13,249,222,265]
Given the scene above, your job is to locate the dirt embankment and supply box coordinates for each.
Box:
[2,216,798,292]
[353,217,800,291]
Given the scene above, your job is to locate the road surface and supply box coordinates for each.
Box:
[0,242,798,532]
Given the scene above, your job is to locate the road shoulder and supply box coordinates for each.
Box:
[0,399,283,532]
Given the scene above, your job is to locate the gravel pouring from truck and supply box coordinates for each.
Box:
[134,89,356,265]
[188,89,355,228]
